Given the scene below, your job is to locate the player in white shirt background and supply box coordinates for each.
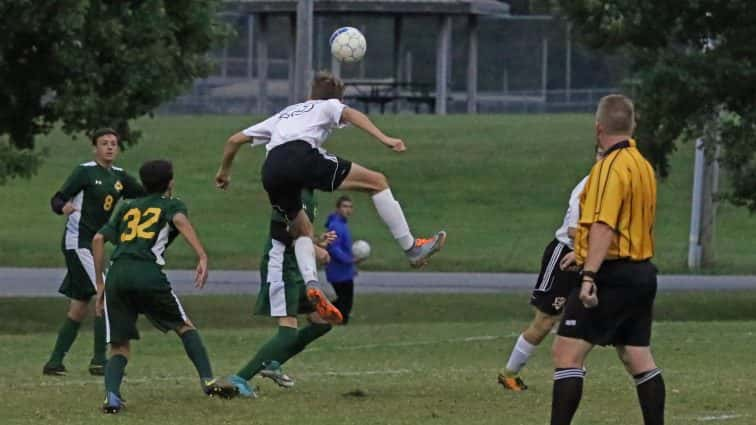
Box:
[215,71,446,324]
[498,148,603,391]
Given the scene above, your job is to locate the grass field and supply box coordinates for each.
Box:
[2,292,756,424]
[1,114,755,273]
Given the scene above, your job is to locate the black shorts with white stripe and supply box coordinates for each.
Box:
[529,239,580,316]
[262,140,352,221]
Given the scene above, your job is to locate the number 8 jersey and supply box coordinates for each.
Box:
[98,194,187,266]
[59,162,143,251]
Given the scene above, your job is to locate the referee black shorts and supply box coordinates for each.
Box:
[262,141,352,221]
[530,239,580,316]
[557,259,658,347]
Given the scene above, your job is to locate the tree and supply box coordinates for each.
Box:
[557,0,756,211]
[0,0,230,183]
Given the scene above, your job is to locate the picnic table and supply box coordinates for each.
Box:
[343,79,436,113]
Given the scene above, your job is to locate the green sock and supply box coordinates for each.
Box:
[92,316,107,365]
[180,330,213,380]
[236,326,298,380]
[104,354,128,395]
[281,323,332,365]
[48,318,81,365]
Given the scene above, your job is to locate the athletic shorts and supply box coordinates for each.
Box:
[261,140,352,220]
[557,260,658,347]
[58,248,100,301]
[530,239,581,316]
[254,240,315,317]
[104,259,190,344]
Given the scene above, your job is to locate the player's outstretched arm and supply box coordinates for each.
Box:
[341,107,406,152]
[92,233,107,316]
[173,213,209,289]
[215,132,252,190]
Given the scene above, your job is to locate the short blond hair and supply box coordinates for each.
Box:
[310,71,344,100]
[596,94,636,136]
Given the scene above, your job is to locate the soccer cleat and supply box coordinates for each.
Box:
[88,361,106,376]
[202,377,240,399]
[497,373,528,392]
[229,375,258,398]
[306,284,343,325]
[102,392,124,414]
[306,280,338,302]
[405,231,447,268]
[260,361,295,388]
[42,362,67,376]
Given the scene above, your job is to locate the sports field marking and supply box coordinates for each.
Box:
[696,414,745,421]
[307,334,515,353]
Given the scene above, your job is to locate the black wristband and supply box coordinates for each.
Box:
[581,270,598,281]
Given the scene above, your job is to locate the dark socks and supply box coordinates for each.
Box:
[48,318,81,365]
[634,368,665,425]
[282,323,332,364]
[236,326,298,380]
[550,368,585,425]
[104,354,128,395]
[92,316,107,364]
[180,330,213,380]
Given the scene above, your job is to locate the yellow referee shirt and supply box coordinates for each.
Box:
[575,139,656,263]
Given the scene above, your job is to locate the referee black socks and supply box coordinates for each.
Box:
[551,368,585,425]
[634,368,665,425]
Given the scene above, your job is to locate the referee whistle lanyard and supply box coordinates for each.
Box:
[603,139,633,156]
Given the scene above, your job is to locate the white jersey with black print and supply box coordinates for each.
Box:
[242,99,346,152]
[554,175,589,249]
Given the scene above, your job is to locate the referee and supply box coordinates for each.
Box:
[550,95,663,425]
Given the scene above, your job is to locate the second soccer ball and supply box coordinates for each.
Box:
[330,27,367,63]
[352,240,371,261]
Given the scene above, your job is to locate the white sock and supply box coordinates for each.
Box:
[294,237,318,283]
[371,188,414,250]
[505,334,537,374]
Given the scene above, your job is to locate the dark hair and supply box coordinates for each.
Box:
[91,128,120,146]
[310,71,345,100]
[139,160,173,194]
[336,195,352,208]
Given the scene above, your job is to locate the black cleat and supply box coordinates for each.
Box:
[102,392,125,414]
[43,363,67,376]
[88,362,106,376]
[203,377,240,399]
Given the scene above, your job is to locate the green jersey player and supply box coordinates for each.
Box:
[230,188,339,397]
[44,128,144,377]
[92,160,237,414]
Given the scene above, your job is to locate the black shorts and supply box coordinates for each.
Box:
[262,141,352,220]
[530,239,580,316]
[557,260,658,347]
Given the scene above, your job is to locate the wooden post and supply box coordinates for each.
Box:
[294,0,314,103]
[541,37,548,101]
[435,16,452,115]
[565,23,572,103]
[466,15,479,114]
[246,15,255,79]
[393,16,404,113]
[288,14,297,104]
[257,14,269,114]
[701,143,720,266]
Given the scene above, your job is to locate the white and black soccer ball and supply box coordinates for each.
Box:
[330,27,367,63]
[352,239,371,261]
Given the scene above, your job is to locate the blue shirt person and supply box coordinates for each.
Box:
[325,196,358,324]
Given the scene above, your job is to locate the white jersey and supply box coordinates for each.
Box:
[555,175,589,249]
[242,99,346,152]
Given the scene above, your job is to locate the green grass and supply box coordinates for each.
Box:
[1,114,754,273]
[2,292,756,424]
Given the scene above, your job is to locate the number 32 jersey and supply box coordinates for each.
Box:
[99,194,187,267]
[59,162,143,250]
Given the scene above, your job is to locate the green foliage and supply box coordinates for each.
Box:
[558,0,756,211]
[0,0,230,182]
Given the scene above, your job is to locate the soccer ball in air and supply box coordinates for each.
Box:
[330,27,367,63]
[352,240,371,261]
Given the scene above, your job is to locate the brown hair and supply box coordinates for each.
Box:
[310,71,345,100]
[90,128,120,146]
[336,195,352,208]
[596,94,636,136]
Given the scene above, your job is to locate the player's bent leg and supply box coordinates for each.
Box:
[232,320,299,397]
[340,163,446,267]
[257,317,299,389]
[617,345,665,425]
[500,310,561,391]
[44,299,90,376]
[103,342,130,414]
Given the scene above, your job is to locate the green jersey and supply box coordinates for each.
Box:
[60,161,143,250]
[99,194,188,266]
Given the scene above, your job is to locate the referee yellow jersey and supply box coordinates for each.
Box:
[575,139,656,264]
